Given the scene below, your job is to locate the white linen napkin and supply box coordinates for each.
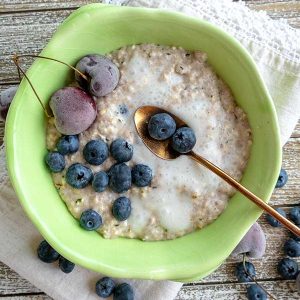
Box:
[1,0,300,299]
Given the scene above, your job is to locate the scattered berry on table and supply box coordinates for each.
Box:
[148,113,176,140]
[283,239,300,257]
[95,277,116,298]
[171,126,196,153]
[112,197,132,221]
[113,283,134,300]
[92,171,109,192]
[66,163,93,189]
[246,284,267,300]
[110,138,133,163]
[108,163,132,193]
[275,168,288,188]
[75,54,120,97]
[277,258,299,279]
[45,151,65,173]
[131,164,152,187]
[59,256,75,273]
[0,85,18,121]
[83,139,109,165]
[265,208,286,227]
[37,240,60,263]
[235,261,256,282]
[56,135,79,155]
[289,207,300,225]
[49,86,97,135]
[80,209,103,231]
[231,223,266,258]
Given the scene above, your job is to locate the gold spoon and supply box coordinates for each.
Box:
[134,105,300,237]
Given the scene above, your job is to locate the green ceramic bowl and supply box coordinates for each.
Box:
[5,4,281,282]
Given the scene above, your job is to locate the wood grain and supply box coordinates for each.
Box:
[0,1,300,299]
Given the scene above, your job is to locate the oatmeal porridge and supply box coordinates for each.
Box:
[46,44,252,241]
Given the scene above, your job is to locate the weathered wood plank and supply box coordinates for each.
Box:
[177,280,300,300]
[0,295,50,300]
[0,262,41,295]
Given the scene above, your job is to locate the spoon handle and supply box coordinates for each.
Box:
[189,151,300,237]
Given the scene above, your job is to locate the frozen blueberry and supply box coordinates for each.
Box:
[66,163,93,189]
[277,258,298,279]
[110,139,133,163]
[75,54,120,97]
[56,135,79,155]
[275,168,288,188]
[45,151,65,173]
[108,163,132,193]
[0,85,18,121]
[80,209,102,231]
[235,261,256,282]
[59,256,75,273]
[112,197,131,221]
[290,207,300,225]
[37,240,60,263]
[92,171,109,192]
[148,113,176,140]
[131,164,153,187]
[83,139,109,165]
[96,277,116,298]
[284,239,300,257]
[265,208,286,227]
[113,283,134,300]
[171,127,196,153]
[246,284,267,300]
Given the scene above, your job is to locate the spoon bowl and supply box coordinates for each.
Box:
[134,105,300,237]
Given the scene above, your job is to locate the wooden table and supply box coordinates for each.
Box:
[0,1,299,299]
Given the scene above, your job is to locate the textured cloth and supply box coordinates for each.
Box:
[1,0,300,299]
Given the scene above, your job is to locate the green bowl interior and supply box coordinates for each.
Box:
[5,4,281,281]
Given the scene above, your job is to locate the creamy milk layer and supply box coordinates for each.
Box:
[47,44,252,241]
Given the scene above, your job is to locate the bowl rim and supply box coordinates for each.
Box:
[5,3,282,281]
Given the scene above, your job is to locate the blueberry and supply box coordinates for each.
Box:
[66,163,93,189]
[83,139,109,165]
[92,171,109,192]
[59,256,75,273]
[56,135,79,155]
[112,197,131,221]
[113,283,134,300]
[290,207,300,225]
[265,208,286,227]
[80,209,102,230]
[148,113,176,140]
[131,164,152,187]
[277,258,299,279]
[246,284,267,300]
[108,163,131,193]
[37,240,60,263]
[275,168,288,188]
[171,127,196,153]
[110,139,133,163]
[95,277,116,298]
[235,261,256,282]
[284,239,300,257]
[45,151,65,173]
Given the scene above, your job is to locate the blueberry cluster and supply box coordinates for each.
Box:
[37,240,75,274]
[45,135,153,230]
[148,112,196,153]
[265,168,300,293]
[95,277,134,300]
[37,240,134,299]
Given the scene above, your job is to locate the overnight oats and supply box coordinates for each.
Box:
[45,44,252,241]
